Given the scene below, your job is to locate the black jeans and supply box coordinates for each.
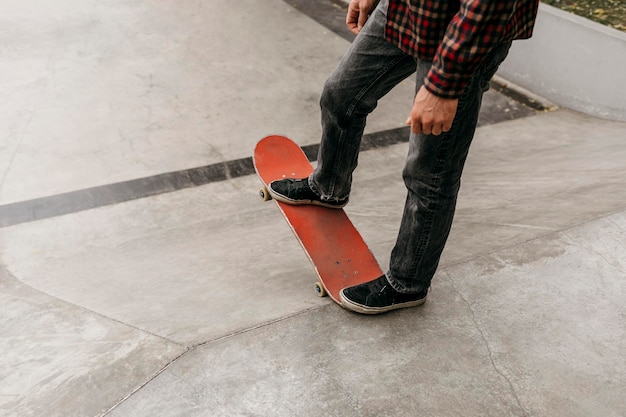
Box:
[310,0,511,293]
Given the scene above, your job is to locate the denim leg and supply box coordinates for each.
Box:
[310,0,416,202]
[387,42,512,294]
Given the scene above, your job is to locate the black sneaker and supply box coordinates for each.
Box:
[340,275,428,314]
[268,178,348,209]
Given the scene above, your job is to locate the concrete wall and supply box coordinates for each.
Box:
[498,3,626,122]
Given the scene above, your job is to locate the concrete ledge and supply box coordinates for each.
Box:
[492,75,558,112]
[498,3,626,122]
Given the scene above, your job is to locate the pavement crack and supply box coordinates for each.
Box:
[0,55,55,194]
[607,216,626,233]
[100,305,329,415]
[192,304,325,349]
[440,208,626,275]
[561,230,626,277]
[444,271,530,417]
[0,105,37,193]
[99,348,191,417]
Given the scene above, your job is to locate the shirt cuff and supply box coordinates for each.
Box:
[423,66,468,99]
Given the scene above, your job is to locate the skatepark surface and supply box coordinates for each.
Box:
[1,1,624,416]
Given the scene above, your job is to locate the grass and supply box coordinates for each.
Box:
[542,0,626,32]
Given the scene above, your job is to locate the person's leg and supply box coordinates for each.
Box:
[269,0,416,206]
[387,42,512,293]
[341,42,513,313]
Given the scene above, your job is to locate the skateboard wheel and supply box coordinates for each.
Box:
[259,186,272,201]
[314,282,327,297]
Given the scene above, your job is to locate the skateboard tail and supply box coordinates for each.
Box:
[275,202,384,304]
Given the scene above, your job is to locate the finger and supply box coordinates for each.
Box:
[346,19,359,34]
[430,117,444,135]
[347,23,360,34]
[358,7,369,30]
[406,115,418,134]
[418,114,434,135]
[411,120,423,135]
[418,116,434,135]
[346,3,361,33]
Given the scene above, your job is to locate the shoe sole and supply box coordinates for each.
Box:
[339,290,427,315]
[267,186,348,209]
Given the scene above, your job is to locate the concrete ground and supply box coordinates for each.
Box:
[1,1,624,416]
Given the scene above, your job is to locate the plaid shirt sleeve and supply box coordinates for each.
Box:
[425,0,536,98]
[386,0,539,99]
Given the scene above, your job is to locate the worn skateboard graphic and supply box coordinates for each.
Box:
[253,135,383,305]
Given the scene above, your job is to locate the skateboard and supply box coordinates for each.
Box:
[253,135,383,305]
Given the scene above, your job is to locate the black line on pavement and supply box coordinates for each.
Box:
[0,128,411,228]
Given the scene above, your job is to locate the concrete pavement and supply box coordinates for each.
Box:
[1,0,625,416]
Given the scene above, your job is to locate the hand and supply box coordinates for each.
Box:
[346,0,379,34]
[406,86,459,136]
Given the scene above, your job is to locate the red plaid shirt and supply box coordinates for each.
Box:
[385,0,539,98]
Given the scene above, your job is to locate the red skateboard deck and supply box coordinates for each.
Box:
[253,135,383,305]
